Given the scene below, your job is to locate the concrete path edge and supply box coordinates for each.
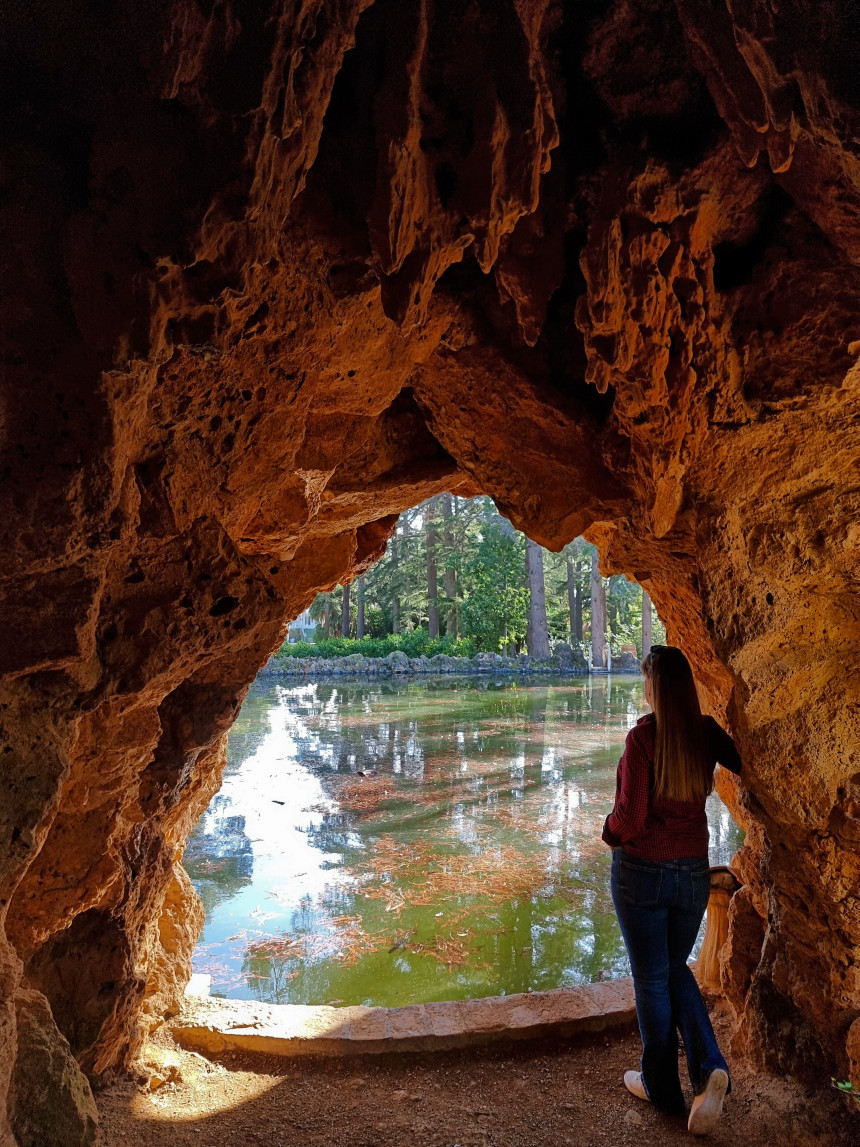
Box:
[170,978,638,1058]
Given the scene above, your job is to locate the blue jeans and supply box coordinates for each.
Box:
[611,848,730,1115]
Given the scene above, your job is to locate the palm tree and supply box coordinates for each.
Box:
[309,592,334,638]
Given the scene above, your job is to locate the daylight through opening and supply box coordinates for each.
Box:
[187,497,742,1007]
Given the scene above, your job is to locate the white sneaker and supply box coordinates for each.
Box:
[624,1070,649,1102]
[688,1069,729,1135]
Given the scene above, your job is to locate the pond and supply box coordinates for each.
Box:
[186,675,743,1008]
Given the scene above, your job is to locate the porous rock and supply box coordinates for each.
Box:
[8,989,98,1147]
[721,885,767,1032]
[140,863,206,1031]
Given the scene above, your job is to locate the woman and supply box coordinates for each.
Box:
[602,644,742,1134]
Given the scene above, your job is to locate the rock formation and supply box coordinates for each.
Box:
[1,0,858,1140]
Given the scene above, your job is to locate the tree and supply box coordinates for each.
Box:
[642,591,653,657]
[539,538,592,650]
[356,575,365,638]
[460,509,528,653]
[310,591,334,637]
[526,537,551,658]
[605,575,650,655]
[566,555,584,645]
[590,550,607,668]
[390,531,401,634]
[441,494,458,637]
[425,497,440,638]
[298,498,666,658]
[341,581,351,638]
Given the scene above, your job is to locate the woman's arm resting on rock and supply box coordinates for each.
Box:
[706,716,742,775]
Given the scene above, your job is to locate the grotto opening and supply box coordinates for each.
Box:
[1,0,858,1142]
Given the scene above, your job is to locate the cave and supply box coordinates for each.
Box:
[1,0,859,1142]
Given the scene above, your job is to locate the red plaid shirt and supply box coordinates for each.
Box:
[602,713,742,860]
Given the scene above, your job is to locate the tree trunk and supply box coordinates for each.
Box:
[566,559,583,644]
[642,590,653,658]
[426,497,440,638]
[356,575,365,638]
[590,551,607,668]
[341,582,351,638]
[608,581,618,647]
[441,494,457,637]
[390,533,400,634]
[526,538,551,659]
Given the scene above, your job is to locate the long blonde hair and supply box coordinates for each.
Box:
[642,645,713,803]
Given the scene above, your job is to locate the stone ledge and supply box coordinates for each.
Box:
[170,979,637,1059]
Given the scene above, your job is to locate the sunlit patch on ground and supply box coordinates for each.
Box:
[130,1067,280,1121]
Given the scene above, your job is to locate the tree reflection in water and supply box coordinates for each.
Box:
[187,676,743,1006]
[184,797,254,917]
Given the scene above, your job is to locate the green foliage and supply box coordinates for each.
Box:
[276,630,477,660]
[605,574,645,654]
[831,1079,860,1108]
[288,495,667,661]
[363,604,387,638]
[459,514,529,653]
[602,575,668,655]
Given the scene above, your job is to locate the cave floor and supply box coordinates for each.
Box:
[96,1009,856,1147]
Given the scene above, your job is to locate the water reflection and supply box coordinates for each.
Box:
[184,798,254,917]
[188,676,743,1006]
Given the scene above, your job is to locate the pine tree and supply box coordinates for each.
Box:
[526,537,551,658]
[296,498,666,658]
[425,497,440,638]
[441,494,458,637]
[590,550,607,668]
[356,575,365,638]
[390,531,400,634]
[642,591,653,657]
[341,581,351,638]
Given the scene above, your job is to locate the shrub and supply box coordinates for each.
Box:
[363,604,387,638]
[275,629,477,661]
[831,1079,860,1109]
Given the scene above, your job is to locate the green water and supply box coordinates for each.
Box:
[186,675,743,1007]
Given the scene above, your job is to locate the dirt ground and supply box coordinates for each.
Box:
[96,1009,857,1147]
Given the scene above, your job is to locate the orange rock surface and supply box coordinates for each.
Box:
[1,0,858,1139]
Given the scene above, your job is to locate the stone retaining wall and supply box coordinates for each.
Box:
[172,979,637,1059]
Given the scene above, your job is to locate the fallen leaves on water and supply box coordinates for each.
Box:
[352,833,584,915]
[243,904,492,973]
[246,915,382,968]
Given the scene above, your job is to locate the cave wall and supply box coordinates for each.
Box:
[1,0,858,1137]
